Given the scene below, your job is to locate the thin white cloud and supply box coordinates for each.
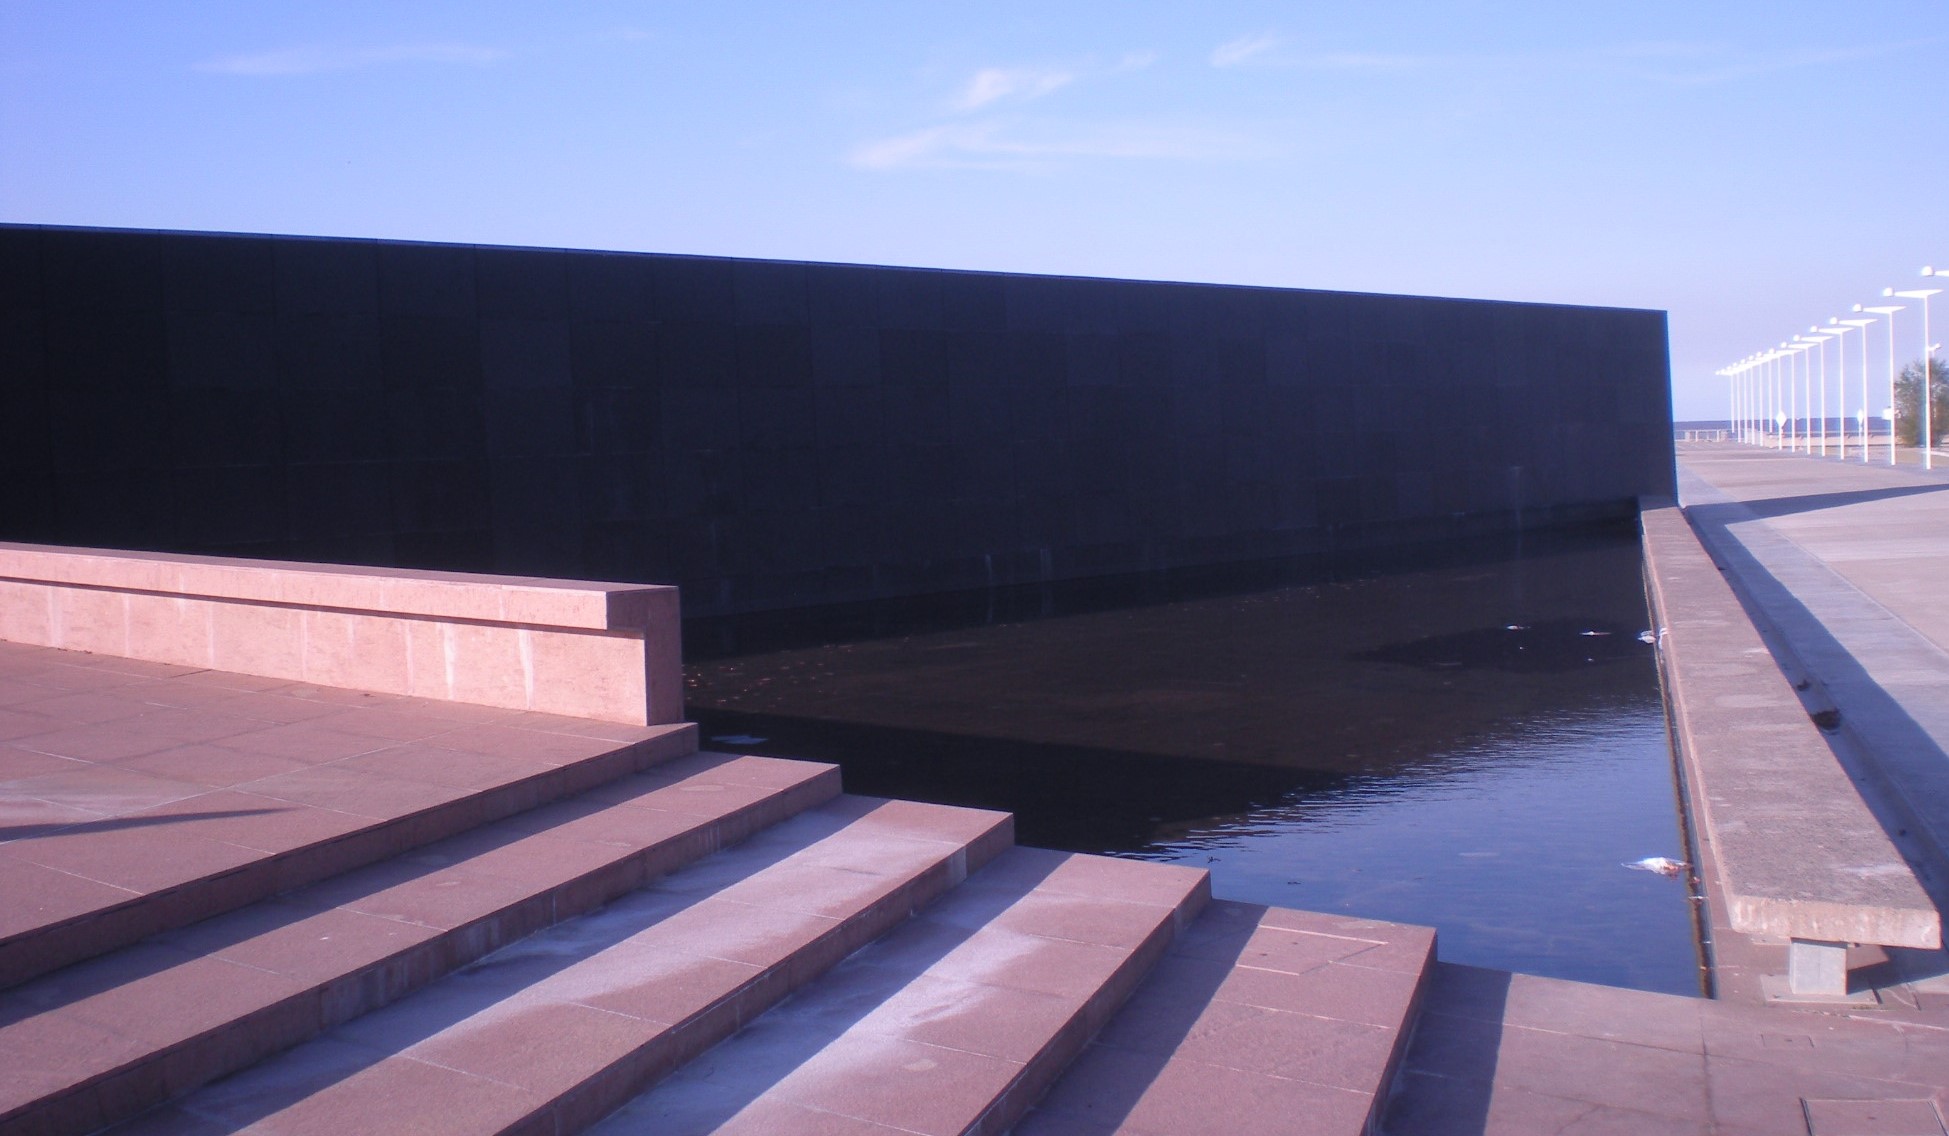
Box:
[1622,39,1937,86]
[196,42,506,76]
[954,66,1076,110]
[850,119,1272,172]
[1211,32,1281,68]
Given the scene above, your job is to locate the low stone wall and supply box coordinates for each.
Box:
[0,542,683,725]
[1638,499,1937,994]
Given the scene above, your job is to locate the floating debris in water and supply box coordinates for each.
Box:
[1624,857,1688,877]
[1580,630,1612,637]
[1505,624,1528,631]
[710,734,769,746]
[1638,630,1658,645]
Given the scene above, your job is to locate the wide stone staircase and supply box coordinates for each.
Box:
[1,688,1433,1136]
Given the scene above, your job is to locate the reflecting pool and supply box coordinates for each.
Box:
[684,522,1704,996]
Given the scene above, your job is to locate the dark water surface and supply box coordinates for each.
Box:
[684,523,1705,996]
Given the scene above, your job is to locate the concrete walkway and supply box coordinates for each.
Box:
[1677,443,1949,919]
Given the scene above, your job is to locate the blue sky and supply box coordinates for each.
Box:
[3,2,1945,420]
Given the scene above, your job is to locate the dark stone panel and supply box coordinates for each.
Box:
[483,387,578,455]
[810,325,880,387]
[947,381,1011,447]
[738,386,815,452]
[41,229,162,312]
[737,324,812,388]
[160,233,275,314]
[661,386,741,453]
[655,257,735,323]
[660,322,738,388]
[942,274,1007,331]
[815,386,882,449]
[734,261,808,325]
[49,383,167,471]
[394,528,496,572]
[168,310,276,391]
[168,387,282,465]
[387,388,487,463]
[886,443,954,503]
[0,310,47,466]
[1116,331,1171,386]
[0,466,59,541]
[54,468,173,548]
[393,459,491,533]
[379,243,475,318]
[276,314,381,389]
[482,319,572,389]
[1006,333,1066,391]
[0,226,41,312]
[882,381,949,445]
[804,264,879,328]
[817,444,888,508]
[1065,333,1118,387]
[171,466,284,545]
[740,449,820,514]
[274,238,377,315]
[577,453,654,523]
[571,320,657,389]
[488,456,585,576]
[282,391,391,462]
[879,329,946,386]
[576,387,659,453]
[663,449,741,519]
[382,316,481,390]
[1004,275,1071,333]
[568,253,656,321]
[948,443,1015,504]
[478,247,567,319]
[47,308,166,389]
[875,269,943,330]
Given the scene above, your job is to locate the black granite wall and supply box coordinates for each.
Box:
[0,224,1674,615]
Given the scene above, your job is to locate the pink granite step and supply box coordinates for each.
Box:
[0,751,837,1136]
[109,795,1014,1136]
[0,643,699,987]
[1016,900,1436,1136]
[590,847,1211,1136]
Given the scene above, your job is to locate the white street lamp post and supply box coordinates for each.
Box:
[1835,318,1875,463]
[1859,303,1904,465]
[1808,326,1833,457]
[1891,278,1942,469]
[1826,320,1859,459]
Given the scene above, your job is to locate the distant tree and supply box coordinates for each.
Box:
[1893,357,1949,447]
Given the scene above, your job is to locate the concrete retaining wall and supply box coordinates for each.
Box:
[0,224,1675,614]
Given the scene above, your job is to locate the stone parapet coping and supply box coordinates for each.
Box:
[0,542,682,726]
[1639,498,1939,953]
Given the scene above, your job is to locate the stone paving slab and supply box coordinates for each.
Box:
[1383,962,1949,1136]
[0,640,698,985]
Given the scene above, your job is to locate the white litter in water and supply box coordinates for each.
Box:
[1505,624,1528,631]
[710,734,768,746]
[1623,856,1688,877]
[1580,630,1611,637]
[1638,630,1658,645]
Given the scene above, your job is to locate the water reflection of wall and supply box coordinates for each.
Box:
[685,524,1662,781]
[0,224,1672,616]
